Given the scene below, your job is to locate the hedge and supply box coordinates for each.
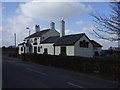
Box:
[22,53,120,81]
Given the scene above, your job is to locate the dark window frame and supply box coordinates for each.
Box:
[21,47,23,51]
[33,38,37,45]
[38,47,40,52]
[34,38,37,43]
[80,40,89,48]
[60,46,66,55]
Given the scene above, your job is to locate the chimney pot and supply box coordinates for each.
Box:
[50,22,55,30]
[35,24,40,32]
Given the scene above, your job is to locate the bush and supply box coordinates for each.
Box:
[21,53,120,81]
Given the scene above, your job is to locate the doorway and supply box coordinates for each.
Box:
[34,47,37,53]
[94,51,99,56]
[60,47,66,55]
[43,48,48,54]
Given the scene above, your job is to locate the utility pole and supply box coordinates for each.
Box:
[14,33,16,47]
[26,27,30,53]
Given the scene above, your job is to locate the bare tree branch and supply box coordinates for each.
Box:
[91,1,120,41]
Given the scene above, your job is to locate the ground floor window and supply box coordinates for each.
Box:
[38,47,40,52]
[60,47,66,55]
[43,48,48,54]
[21,47,23,51]
[29,44,32,53]
[94,51,99,56]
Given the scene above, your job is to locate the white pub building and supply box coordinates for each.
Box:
[18,20,102,57]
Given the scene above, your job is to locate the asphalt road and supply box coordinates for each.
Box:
[2,55,118,89]
[0,52,2,89]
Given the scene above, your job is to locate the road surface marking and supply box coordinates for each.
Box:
[67,82,84,88]
[26,68,48,76]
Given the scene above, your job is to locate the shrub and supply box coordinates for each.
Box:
[21,53,120,81]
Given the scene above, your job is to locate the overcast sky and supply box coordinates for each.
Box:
[1,0,118,49]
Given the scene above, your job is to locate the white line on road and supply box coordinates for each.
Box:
[26,68,48,76]
[67,82,84,88]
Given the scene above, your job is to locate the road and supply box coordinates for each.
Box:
[0,51,2,89]
[2,55,118,89]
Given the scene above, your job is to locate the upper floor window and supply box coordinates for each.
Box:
[34,38,37,43]
[27,39,29,43]
[33,38,37,45]
[80,40,89,48]
[30,39,33,43]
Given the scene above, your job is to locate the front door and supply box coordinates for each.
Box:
[44,48,48,54]
[34,47,37,53]
[94,51,99,56]
[61,47,66,55]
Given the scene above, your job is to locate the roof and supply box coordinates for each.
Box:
[41,36,60,44]
[25,29,50,39]
[18,42,25,46]
[53,33,85,46]
[90,40,102,47]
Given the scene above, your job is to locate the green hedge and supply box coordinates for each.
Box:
[22,53,120,81]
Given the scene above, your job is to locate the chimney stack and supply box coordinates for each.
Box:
[35,25,40,32]
[60,20,65,37]
[50,22,55,30]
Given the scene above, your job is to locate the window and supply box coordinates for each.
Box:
[30,39,33,43]
[27,40,29,43]
[33,38,37,45]
[60,47,66,55]
[34,47,37,53]
[80,40,89,48]
[21,47,23,51]
[38,47,40,52]
[43,48,48,54]
[94,47,97,50]
[41,46,42,48]
[34,38,37,43]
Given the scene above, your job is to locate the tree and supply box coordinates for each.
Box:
[92,1,120,43]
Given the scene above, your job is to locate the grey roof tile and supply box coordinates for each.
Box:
[53,33,85,46]
[41,36,60,44]
[25,29,50,39]
[90,40,102,47]
[18,42,25,45]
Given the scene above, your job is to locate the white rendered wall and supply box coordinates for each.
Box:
[74,35,94,57]
[18,45,22,55]
[54,46,74,56]
[18,45,24,55]
[55,46,60,55]
[22,30,59,54]
[66,46,74,56]
[40,43,54,55]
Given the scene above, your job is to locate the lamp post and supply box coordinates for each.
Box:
[26,27,30,53]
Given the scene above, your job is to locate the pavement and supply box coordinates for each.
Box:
[2,55,119,89]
